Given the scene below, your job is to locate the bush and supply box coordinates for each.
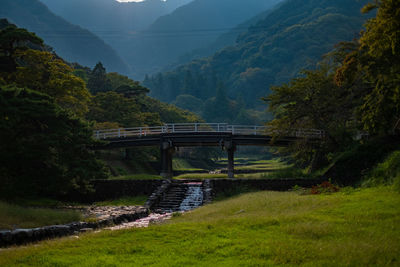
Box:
[363,151,400,191]
[324,136,400,186]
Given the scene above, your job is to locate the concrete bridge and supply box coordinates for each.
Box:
[94,123,324,179]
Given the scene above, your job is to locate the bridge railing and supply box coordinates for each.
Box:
[93,123,325,140]
[164,123,229,133]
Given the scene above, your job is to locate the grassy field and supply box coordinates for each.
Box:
[175,158,292,179]
[0,202,82,230]
[175,173,228,179]
[1,187,399,266]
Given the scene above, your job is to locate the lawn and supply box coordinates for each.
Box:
[1,187,399,266]
[0,202,82,230]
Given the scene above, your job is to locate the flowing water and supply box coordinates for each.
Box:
[108,182,204,230]
[179,182,203,211]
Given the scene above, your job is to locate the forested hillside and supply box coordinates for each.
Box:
[125,0,282,79]
[0,21,199,198]
[178,7,278,65]
[265,0,400,184]
[0,0,129,74]
[143,0,373,120]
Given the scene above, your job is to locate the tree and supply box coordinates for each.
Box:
[202,82,238,122]
[336,0,400,135]
[87,62,111,94]
[265,60,361,167]
[0,86,108,198]
[87,91,147,127]
[172,94,203,114]
[0,20,44,72]
[1,49,90,116]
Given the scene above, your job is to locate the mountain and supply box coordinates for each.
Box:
[177,6,280,66]
[124,0,283,79]
[0,0,129,73]
[143,0,373,110]
[39,0,193,33]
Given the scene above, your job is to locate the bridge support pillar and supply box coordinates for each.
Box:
[225,141,236,179]
[160,141,174,179]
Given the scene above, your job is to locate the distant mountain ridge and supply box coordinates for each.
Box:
[0,0,129,73]
[143,0,374,111]
[126,0,283,79]
[39,0,193,33]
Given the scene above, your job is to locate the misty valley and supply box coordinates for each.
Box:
[0,0,399,266]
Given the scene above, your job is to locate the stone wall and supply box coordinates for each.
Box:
[208,178,323,197]
[89,179,164,202]
[0,208,149,247]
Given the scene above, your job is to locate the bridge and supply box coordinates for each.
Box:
[94,123,324,179]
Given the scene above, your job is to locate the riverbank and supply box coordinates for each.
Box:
[1,186,398,266]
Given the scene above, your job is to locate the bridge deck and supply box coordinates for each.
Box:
[94,123,324,149]
[93,123,324,179]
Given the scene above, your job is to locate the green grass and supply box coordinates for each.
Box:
[93,196,148,206]
[363,150,400,191]
[0,202,82,230]
[1,187,399,266]
[175,173,228,179]
[108,174,162,180]
[172,158,195,170]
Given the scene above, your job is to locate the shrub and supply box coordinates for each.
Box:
[363,151,400,191]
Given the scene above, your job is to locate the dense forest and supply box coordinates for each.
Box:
[143,0,374,122]
[124,0,282,78]
[265,0,400,186]
[0,0,129,74]
[0,20,199,199]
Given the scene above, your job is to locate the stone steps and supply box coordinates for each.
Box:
[152,182,204,213]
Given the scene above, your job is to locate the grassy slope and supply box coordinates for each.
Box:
[0,202,82,230]
[1,187,399,266]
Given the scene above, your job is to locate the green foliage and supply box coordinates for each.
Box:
[0,201,82,230]
[143,0,372,121]
[0,0,129,73]
[87,91,150,127]
[358,0,400,134]
[334,0,400,135]
[1,49,91,116]
[87,62,111,94]
[260,168,315,180]
[108,72,149,97]
[364,151,400,191]
[0,86,108,198]
[0,21,43,72]
[172,94,203,114]
[324,136,400,185]
[265,60,361,168]
[1,188,399,266]
[124,0,281,78]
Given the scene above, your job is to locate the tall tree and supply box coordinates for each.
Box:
[87,62,111,94]
[0,86,107,198]
[0,20,43,72]
[1,49,90,116]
